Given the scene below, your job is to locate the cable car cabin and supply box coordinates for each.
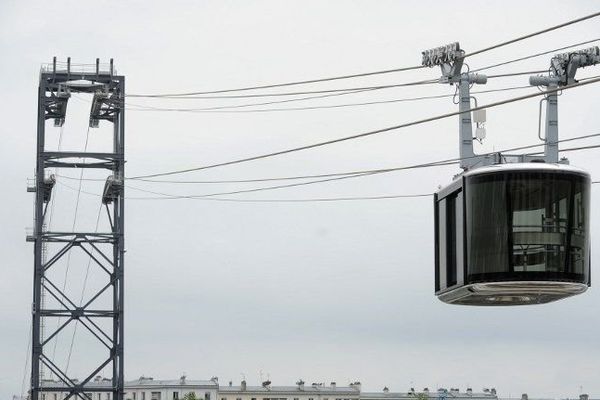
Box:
[434,163,591,306]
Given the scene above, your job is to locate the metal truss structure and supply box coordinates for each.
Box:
[29,58,125,400]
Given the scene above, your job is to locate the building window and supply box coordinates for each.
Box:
[54,395,57,400]
[42,395,46,400]
[134,394,137,400]
[174,393,179,400]
[205,393,211,400]
[142,393,146,400]
[152,393,162,400]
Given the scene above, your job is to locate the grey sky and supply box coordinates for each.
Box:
[1,1,600,399]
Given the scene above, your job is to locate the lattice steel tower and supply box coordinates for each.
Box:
[28,58,125,400]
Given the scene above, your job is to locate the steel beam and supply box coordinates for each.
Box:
[30,59,124,400]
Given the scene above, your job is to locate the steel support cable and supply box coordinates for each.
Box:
[128,78,439,100]
[127,65,428,98]
[125,86,386,112]
[473,37,600,72]
[128,77,600,180]
[59,129,600,189]
[57,139,600,202]
[127,128,600,183]
[58,81,592,186]
[20,323,33,399]
[74,68,598,116]
[122,71,540,113]
[123,142,600,200]
[126,12,600,99]
[47,123,65,377]
[461,11,600,59]
[125,85,535,114]
[132,180,600,203]
[64,203,103,375]
[52,125,91,366]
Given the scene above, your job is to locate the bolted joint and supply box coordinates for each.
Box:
[72,307,85,320]
[466,73,487,85]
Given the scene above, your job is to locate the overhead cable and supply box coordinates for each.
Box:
[121,71,563,113]
[126,12,600,98]
[474,37,600,72]
[462,11,600,58]
[126,65,428,98]
[128,76,600,180]
[58,136,600,202]
[127,79,439,101]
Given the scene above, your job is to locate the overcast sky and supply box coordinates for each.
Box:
[1,1,600,399]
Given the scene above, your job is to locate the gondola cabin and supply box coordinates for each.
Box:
[434,163,591,306]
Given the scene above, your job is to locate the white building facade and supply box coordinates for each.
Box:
[39,376,219,400]
[39,378,497,400]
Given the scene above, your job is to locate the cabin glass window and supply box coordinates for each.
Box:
[436,189,464,291]
[466,171,589,281]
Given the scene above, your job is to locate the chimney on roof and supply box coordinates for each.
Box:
[383,387,389,393]
[521,394,528,400]
[241,380,247,391]
[297,380,305,390]
[331,382,336,389]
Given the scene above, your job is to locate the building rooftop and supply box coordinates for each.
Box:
[40,376,219,389]
[220,385,359,394]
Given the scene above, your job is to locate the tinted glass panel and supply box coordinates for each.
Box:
[465,171,589,283]
[446,195,457,287]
